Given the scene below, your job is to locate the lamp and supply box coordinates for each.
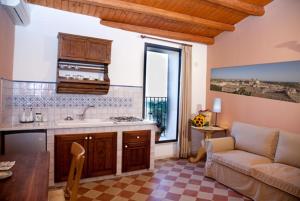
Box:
[212,98,222,127]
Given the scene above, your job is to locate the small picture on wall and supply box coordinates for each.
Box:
[210,60,300,103]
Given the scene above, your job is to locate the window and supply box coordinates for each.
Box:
[143,43,181,143]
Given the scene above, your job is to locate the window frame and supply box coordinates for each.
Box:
[142,43,182,144]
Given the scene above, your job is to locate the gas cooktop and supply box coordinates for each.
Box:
[109,116,143,122]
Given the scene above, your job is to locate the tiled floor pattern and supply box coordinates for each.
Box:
[77,159,251,201]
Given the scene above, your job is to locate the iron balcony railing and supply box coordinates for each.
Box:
[145,97,168,136]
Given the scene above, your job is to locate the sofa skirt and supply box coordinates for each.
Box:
[207,162,299,201]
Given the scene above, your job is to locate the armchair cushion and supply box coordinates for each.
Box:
[212,150,272,175]
[231,122,279,159]
[251,163,300,198]
[275,130,300,168]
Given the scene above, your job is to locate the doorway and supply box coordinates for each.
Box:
[143,43,181,143]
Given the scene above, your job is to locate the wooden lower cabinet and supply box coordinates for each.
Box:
[122,130,151,172]
[88,133,117,177]
[55,132,116,182]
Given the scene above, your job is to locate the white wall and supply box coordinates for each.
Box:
[13,4,207,158]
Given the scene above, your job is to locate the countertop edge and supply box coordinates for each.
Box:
[0,121,157,132]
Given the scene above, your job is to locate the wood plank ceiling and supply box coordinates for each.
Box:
[28,0,273,45]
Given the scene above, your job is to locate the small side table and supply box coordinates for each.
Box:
[189,125,227,163]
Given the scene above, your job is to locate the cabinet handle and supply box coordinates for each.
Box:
[137,136,140,139]
[89,136,92,140]
[125,145,128,148]
[85,137,88,140]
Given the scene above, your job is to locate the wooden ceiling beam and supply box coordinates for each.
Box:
[100,20,214,45]
[206,0,265,16]
[77,0,234,31]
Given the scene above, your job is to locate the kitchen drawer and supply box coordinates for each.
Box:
[124,141,148,148]
[123,130,150,143]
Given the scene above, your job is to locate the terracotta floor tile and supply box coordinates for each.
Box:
[118,190,135,198]
[81,182,99,189]
[179,173,192,178]
[138,187,153,194]
[146,196,162,201]
[124,184,141,192]
[183,189,198,197]
[113,182,128,189]
[111,196,130,201]
[148,178,161,184]
[165,175,177,181]
[174,181,187,188]
[213,194,229,201]
[200,186,214,193]
[130,192,149,201]
[96,193,115,201]
[105,187,122,195]
[172,167,182,172]
[156,184,170,191]
[165,192,181,201]
[77,196,93,201]
[119,177,135,184]
[131,179,145,186]
[137,175,152,181]
[78,187,91,194]
[180,195,197,201]
[142,182,158,189]
[83,190,102,199]
[101,180,117,187]
[93,184,110,192]
[189,179,202,185]
[157,169,169,174]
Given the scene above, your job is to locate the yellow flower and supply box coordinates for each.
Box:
[192,114,206,127]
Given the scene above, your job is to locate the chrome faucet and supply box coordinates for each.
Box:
[77,105,95,120]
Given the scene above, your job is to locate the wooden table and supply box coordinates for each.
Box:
[0,152,50,201]
[189,126,226,163]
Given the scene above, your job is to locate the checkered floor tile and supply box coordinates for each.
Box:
[77,159,252,201]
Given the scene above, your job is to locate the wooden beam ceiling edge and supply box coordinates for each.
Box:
[78,0,234,31]
[100,20,214,45]
[206,0,266,16]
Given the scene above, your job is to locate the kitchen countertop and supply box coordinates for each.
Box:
[0,120,156,131]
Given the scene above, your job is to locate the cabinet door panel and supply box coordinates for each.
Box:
[122,130,150,172]
[59,35,86,60]
[88,132,117,177]
[54,134,88,182]
[123,144,149,172]
[86,39,111,63]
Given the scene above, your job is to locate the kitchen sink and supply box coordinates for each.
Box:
[55,119,114,127]
[55,116,151,128]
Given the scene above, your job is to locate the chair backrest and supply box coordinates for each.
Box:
[64,142,85,201]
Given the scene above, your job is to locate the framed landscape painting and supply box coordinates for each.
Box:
[210,60,300,103]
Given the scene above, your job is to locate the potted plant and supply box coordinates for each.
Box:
[147,98,168,142]
[155,118,166,142]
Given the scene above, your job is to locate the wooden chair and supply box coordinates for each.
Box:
[48,142,85,201]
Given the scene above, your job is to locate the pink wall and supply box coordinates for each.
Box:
[207,0,300,133]
[0,5,15,79]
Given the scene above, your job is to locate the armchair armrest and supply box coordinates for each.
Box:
[205,137,234,177]
[206,137,235,154]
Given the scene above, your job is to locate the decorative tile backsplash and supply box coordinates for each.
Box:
[10,95,133,108]
[0,79,143,125]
